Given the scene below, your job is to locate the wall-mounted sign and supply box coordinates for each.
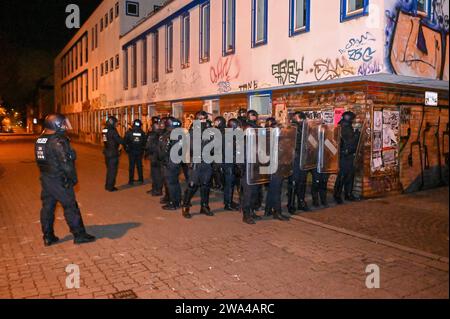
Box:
[425,91,438,106]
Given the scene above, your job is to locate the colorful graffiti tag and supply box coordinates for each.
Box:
[386,0,449,80]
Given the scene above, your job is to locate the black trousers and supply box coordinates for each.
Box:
[240,176,258,214]
[288,156,308,203]
[334,155,356,197]
[105,156,119,190]
[185,163,213,206]
[128,153,144,182]
[163,162,181,205]
[40,175,85,236]
[311,169,329,199]
[150,160,163,193]
[265,175,284,212]
[223,164,237,205]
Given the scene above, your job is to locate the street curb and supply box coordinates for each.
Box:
[291,215,449,266]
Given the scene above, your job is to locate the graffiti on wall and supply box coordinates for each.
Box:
[312,57,355,81]
[210,56,240,84]
[358,60,383,76]
[239,80,258,91]
[386,0,449,80]
[339,32,377,62]
[271,58,305,85]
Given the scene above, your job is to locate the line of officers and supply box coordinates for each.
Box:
[101,108,360,225]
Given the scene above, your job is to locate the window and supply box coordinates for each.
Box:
[79,43,83,66]
[340,0,369,22]
[95,24,98,48]
[92,69,95,91]
[249,93,272,115]
[115,2,119,17]
[126,1,139,17]
[417,0,431,17]
[181,13,190,68]
[105,13,108,28]
[110,8,114,22]
[80,76,83,102]
[101,63,104,76]
[131,44,137,87]
[105,60,109,74]
[200,2,210,62]
[142,38,148,84]
[290,0,310,36]
[115,54,120,69]
[152,31,159,82]
[110,57,114,71]
[100,17,103,31]
[95,66,99,89]
[85,36,88,62]
[252,0,268,47]
[223,0,236,55]
[124,49,129,89]
[91,27,95,50]
[74,47,78,69]
[165,23,173,73]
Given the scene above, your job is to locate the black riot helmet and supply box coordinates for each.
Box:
[265,117,277,128]
[106,116,118,128]
[227,118,240,130]
[165,117,182,129]
[238,108,247,116]
[44,113,72,133]
[195,110,209,121]
[247,110,258,118]
[340,111,356,126]
[214,116,226,129]
[132,119,142,129]
[151,116,161,125]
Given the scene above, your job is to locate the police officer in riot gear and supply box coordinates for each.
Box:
[182,111,214,219]
[287,111,311,214]
[264,118,290,221]
[125,119,147,185]
[240,110,263,224]
[146,116,164,196]
[159,117,183,210]
[237,108,248,127]
[223,118,241,211]
[211,116,226,191]
[334,111,360,204]
[102,116,124,192]
[35,114,95,246]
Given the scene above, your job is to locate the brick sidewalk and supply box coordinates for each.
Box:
[0,140,448,299]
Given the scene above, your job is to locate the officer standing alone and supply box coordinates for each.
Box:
[35,114,95,246]
[102,116,124,192]
[124,119,147,185]
[334,111,361,204]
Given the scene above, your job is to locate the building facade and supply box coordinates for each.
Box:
[55,0,449,197]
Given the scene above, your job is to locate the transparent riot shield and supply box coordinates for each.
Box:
[246,128,271,185]
[299,119,322,170]
[318,124,341,173]
[246,127,297,185]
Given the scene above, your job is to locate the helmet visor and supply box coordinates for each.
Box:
[61,118,73,131]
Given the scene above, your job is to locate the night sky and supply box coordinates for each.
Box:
[0,0,102,111]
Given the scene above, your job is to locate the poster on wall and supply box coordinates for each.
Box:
[274,103,288,125]
[372,131,382,152]
[334,108,345,126]
[382,110,400,148]
[322,111,335,125]
[373,111,383,132]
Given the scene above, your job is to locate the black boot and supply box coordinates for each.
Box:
[287,183,297,214]
[243,210,256,225]
[73,232,96,245]
[43,233,59,247]
[224,202,240,211]
[334,177,344,204]
[182,206,192,219]
[345,193,360,201]
[298,200,310,212]
[272,208,290,221]
[160,195,169,204]
[200,205,214,216]
[162,202,180,211]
